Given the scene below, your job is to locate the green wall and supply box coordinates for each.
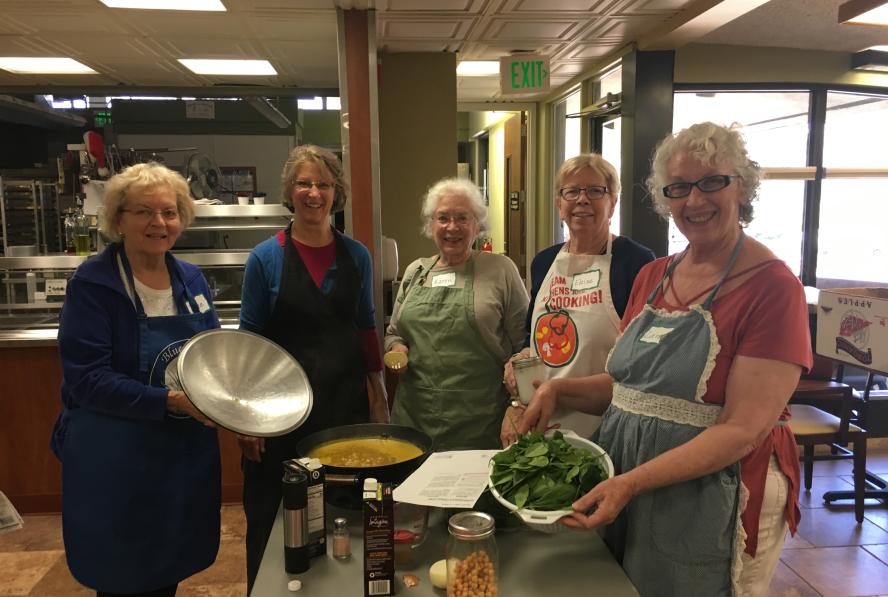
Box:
[378,52,457,275]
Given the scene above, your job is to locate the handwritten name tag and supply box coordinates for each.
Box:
[639,325,675,344]
[431,272,456,288]
[195,294,211,313]
[571,269,601,291]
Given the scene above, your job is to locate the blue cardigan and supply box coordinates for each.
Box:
[51,243,219,457]
[524,236,655,347]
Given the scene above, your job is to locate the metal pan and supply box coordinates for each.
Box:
[295,423,433,487]
[177,328,313,437]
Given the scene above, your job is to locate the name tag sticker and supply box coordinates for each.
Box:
[431,272,456,288]
[45,279,67,296]
[195,293,211,313]
[639,326,675,344]
[571,269,601,291]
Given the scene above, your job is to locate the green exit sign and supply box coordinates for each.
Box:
[500,55,550,96]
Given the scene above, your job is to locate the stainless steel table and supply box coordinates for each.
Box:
[254,504,639,596]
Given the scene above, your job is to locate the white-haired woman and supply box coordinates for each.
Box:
[500,154,654,445]
[51,162,220,597]
[519,123,812,595]
[385,177,528,450]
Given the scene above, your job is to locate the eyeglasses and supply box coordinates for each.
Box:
[433,213,474,226]
[294,179,334,192]
[559,185,609,201]
[121,207,180,221]
[662,175,735,199]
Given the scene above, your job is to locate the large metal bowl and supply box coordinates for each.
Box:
[177,328,313,437]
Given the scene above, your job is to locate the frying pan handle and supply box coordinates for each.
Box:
[325,473,360,486]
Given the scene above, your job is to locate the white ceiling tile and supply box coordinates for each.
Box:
[483,19,580,41]
[380,41,454,52]
[382,20,466,39]
[383,0,485,12]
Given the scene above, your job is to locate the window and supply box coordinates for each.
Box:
[818,92,888,286]
[552,89,582,242]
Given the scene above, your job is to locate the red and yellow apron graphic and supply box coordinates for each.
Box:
[534,309,578,367]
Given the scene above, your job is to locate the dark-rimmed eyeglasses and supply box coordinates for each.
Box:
[559,185,609,201]
[662,175,735,199]
[294,179,333,192]
[121,207,180,221]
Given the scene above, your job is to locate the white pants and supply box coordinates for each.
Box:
[737,455,790,596]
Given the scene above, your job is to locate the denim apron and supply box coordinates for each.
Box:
[596,233,746,596]
[61,251,220,594]
[391,255,507,450]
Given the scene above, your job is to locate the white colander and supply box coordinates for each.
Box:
[487,429,614,533]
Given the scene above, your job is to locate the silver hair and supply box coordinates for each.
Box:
[555,153,621,197]
[420,177,490,239]
[646,122,762,225]
[102,162,194,241]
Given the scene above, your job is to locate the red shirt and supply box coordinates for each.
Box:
[622,257,813,556]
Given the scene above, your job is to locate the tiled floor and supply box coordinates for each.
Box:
[2,441,887,597]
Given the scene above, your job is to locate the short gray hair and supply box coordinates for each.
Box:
[420,177,489,239]
[556,153,621,197]
[646,122,762,225]
[280,145,347,213]
[102,162,194,242]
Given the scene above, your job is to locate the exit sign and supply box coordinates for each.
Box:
[500,55,550,95]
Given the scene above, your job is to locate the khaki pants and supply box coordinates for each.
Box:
[737,455,790,596]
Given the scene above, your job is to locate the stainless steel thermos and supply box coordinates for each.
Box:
[282,462,310,574]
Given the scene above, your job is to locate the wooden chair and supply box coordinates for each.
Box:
[789,356,867,523]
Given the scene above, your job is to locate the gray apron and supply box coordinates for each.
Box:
[596,233,746,597]
[391,255,507,450]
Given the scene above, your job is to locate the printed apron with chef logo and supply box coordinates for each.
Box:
[596,233,746,597]
[61,250,220,594]
[531,236,621,437]
[391,255,507,451]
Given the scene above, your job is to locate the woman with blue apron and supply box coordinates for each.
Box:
[595,235,747,595]
[58,246,220,596]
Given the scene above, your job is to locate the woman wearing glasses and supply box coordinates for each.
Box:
[238,145,389,593]
[500,154,654,445]
[519,123,811,595]
[51,163,220,597]
[384,177,527,450]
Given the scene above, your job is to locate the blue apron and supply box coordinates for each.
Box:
[596,233,746,596]
[61,250,221,594]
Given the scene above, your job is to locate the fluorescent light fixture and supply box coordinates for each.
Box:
[178,59,276,76]
[100,0,226,10]
[0,57,96,74]
[326,96,341,110]
[868,45,888,51]
[839,0,888,26]
[457,61,500,76]
[851,49,888,71]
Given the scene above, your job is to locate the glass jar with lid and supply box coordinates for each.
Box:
[512,355,545,405]
[446,511,498,597]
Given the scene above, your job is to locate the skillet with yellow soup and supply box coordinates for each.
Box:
[308,437,424,468]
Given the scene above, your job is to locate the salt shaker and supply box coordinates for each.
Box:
[332,517,351,560]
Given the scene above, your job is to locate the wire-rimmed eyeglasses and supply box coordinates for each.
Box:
[559,185,609,201]
[120,207,180,221]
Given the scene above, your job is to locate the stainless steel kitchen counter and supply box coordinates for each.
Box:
[254,504,639,596]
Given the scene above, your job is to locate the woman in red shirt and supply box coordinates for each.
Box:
[520,122,812,596]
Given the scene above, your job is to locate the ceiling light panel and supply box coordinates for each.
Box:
[100,0,226,10]
[0,57,97,74]
[839,0,888,26]
[457,61,500,76]
[178,59,277,75]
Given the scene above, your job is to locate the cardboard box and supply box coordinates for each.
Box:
[816,287,888,374]
[363,480,395,596]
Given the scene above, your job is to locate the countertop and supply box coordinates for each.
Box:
[254,504,639,596]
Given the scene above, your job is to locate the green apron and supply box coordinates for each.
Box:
[391,255,507,450]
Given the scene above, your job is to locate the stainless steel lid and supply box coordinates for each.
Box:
[448,511,495,540]
[177,328,313,437]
